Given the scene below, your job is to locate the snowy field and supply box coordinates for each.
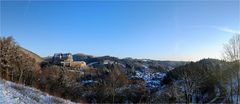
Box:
[0,79,75,104]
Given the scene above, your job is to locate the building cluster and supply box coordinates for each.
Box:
[52,53,86,68]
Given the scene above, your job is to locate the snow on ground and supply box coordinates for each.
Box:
[132,71,166,90]
[0,79,75,104]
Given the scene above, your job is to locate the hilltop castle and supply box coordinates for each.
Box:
[52,53,86,68]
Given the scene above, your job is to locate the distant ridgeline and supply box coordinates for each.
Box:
[52,53,86,68]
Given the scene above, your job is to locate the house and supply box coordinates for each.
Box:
[103,60,115,65]
[53,53,73,67]
[71,61,87,68]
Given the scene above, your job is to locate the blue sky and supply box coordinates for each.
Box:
[1,1,239,61]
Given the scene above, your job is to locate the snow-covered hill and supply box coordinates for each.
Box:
[0,79,75,104]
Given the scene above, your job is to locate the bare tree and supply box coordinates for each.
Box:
[223,34,240,61]
[174,62,209,103]
[0,37,18,80]
[103,64,128,103]
[222,34,240,103]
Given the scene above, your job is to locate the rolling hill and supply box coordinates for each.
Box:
[19,47,43,63]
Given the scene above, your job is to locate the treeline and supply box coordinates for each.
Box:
[38,62,157,103]
[161,34,240,103]
[0,37,40,86]
[162,59,239,103]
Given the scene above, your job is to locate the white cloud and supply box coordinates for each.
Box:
[184,25,240,34]
[212,26,240,34]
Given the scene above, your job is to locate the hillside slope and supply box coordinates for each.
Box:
[72,54,188,71]
[0,79,75,104]
[19,47,43,63]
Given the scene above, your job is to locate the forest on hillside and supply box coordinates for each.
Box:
[0,34,239,103]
